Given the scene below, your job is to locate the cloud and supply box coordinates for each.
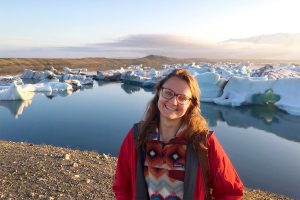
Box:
[53,34,228,58]
[99,34,204,48]
[0,34,213,58]
[219,33,300,60]
[55,34,212,53]
[1,33,300,59]
[221,33,300,46]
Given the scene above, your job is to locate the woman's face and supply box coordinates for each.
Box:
[158,76,192,121]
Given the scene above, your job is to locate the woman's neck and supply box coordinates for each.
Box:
[159,117,182,143]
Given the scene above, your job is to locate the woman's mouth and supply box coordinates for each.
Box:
[165,104,177,111]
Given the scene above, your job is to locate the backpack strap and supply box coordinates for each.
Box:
[198,131,213,200]
[183,145,199,199]
[132,122,150,200]
[132,122,141,143]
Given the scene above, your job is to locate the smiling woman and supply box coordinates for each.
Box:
[113,69,244,200]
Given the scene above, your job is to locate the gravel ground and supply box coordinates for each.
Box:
[0,141,294,200]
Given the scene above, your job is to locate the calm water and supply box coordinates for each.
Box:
[0,81,300,198]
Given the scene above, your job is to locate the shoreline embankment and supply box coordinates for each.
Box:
[0,140,293,199]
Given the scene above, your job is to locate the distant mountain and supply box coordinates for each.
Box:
[221,33,300,46]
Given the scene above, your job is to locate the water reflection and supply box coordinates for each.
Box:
[201,102,300,142]
[143,86,156,93]
[0,100,32,119]
[120,83,155,94]
[2,81,300,144]
[81,84,94,90]
[121,83,142,94]
[43,90,74,99]
[96,80,113,87]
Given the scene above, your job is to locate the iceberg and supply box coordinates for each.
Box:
[148,68,158,78]
[64,67,87,74]
[142,76,162,88]
[273,78,300,116]
[0,82,34,101]
[62,74,93,85]
[0,76,23,86]
[196,72,227,102]
[34,82,73,92]
[98,70,122,81]
[251,64,300,79]
[17,82,73,93]
[213,76,300,116]
[121,69,162,88]
[9,63,300,117]
[122,72,146,86]
[21,69,55,81]
[65,80,82,89]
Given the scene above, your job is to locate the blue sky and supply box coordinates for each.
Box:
[1,0,300,58]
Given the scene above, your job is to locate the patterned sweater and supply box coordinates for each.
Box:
[144,131,188,200]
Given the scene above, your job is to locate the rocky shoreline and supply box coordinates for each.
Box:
[0,140,293,200]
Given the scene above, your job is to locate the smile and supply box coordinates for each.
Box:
[165,104,177,111]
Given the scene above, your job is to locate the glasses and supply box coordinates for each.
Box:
[161,87,192,105]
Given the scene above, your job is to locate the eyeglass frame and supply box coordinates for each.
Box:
[160,87,192,105]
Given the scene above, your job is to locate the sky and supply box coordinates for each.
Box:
[1,0,300,59]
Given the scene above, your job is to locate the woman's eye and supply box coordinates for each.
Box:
[165,91,173,97]
[178,95,188,102]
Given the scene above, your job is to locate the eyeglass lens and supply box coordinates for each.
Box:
[162,88,190,104]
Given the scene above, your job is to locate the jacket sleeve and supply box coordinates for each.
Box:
[208,133,244,200]
[113,129,136,200]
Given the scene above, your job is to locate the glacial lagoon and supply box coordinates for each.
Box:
[0,81,300,198]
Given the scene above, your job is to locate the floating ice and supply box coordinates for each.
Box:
[213,77,300,115]
[21,69,55,81]
[64,67,87,74]
[196,72,227,102]
[34,82,73,92]
[5,63,300,117]
[62,74,93,85]
[0,82,34,101]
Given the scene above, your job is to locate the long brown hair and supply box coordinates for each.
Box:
[138,68,208,150]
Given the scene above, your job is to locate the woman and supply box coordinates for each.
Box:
[113,69,243,200]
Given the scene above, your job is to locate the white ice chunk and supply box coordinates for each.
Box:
[0,82,34,101]
[196,72,227,102]
[213,76,300,115]
[214,77,275,106]
[21,69,35,79]
[34,82,72,92]
[273,78,300,116]
[149,68,158,78]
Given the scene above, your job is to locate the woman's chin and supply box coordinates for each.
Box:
[161,112,181,120]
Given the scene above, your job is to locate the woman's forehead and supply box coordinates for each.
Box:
[163,77,192,95]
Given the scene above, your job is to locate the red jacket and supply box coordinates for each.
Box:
[113,128,244,200]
